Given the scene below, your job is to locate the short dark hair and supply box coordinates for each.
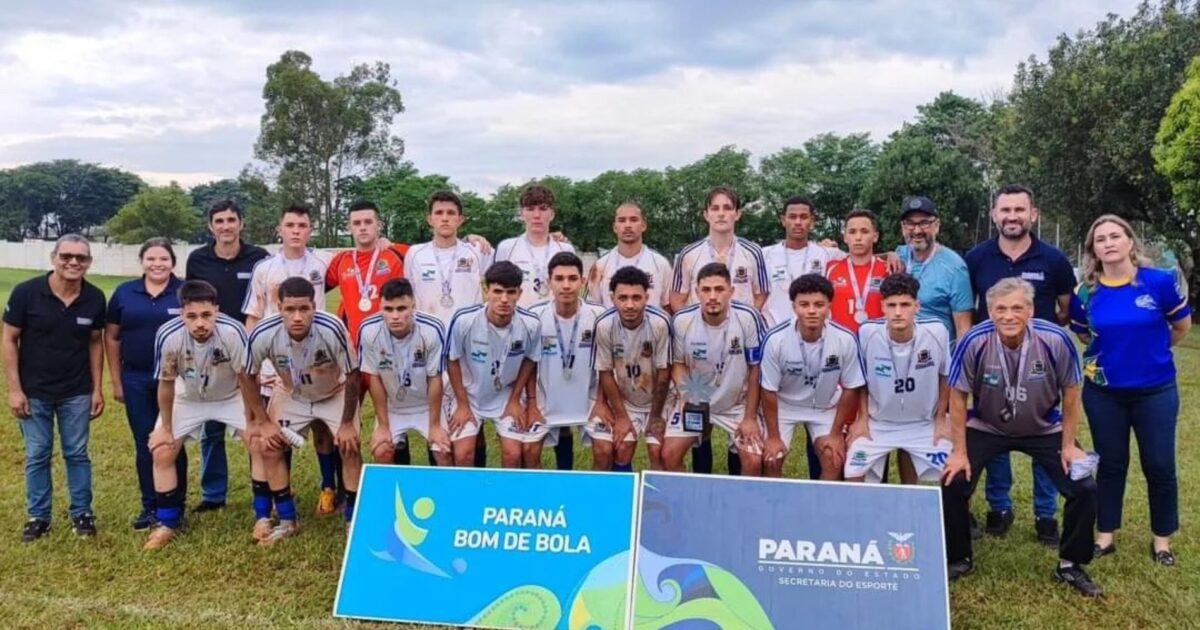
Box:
[208,199,242,221]
[609,266,650,293]
[696,262,731,285]
[428,190,464,215]
[280,205,312,220]
[519,184,555,209]
[380,278,414,301]
[781,196,815,216]
[844,208,879,231]
[993,184,1035,207]
[879,273,920,300]
[484,261,524,289]
[277,276,316,302]
[178,279,218,306]
[705,186,740,210]
[348,200,380,216]
[788,273,834,302]
[139,237,177,267]
[548,251,583,276]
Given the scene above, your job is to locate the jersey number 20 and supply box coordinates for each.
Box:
[893,377,916,394]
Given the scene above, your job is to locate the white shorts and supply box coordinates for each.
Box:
[492,416,561,445]
[158,396,246,443]
[665,407,764,455]
[777,407,839,451]
[270,391,353,437]
[584,410,663,446]
[440,398,489,444]
[388,408,455,453]
[843,423,951,483]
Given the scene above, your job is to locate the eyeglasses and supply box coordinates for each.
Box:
[57,253,92,264]
[902,219,937,230]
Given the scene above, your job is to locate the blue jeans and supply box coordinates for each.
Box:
[200,420,228,503]
[122,370,186,512]
[1084,381,1179,536]
[984,454,1058,519]
[20,394,93,520]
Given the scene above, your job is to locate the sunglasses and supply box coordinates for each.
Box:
[58,253,92,263]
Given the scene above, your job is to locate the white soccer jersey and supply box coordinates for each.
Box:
[586,245,673,309]
[246,311,356,403]
[527,300,606,425]
[857,319,950,425]
[761,242,845,327]
[446,304,541,418]
[671,301,766,416]
[242,249,332,320]
[760,319,864,413]
[154,314,248,403]
[592,306,673,415]
[671,236,768,306]
[358,312,445,415]
[494,236,576,307]
[404,240,491,325]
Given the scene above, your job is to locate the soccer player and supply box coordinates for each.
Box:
[406,191,492,326]
[942,278,1099,595]
[663,263,767,475]
[325,200,409,348]
[242,278,361,543]
[761,197,846,327]
[527,253,609,469]
[243,205,343,515]
[760,274,865,479]
[446,262,541,469]
[590,267,673,471]
[360,280,459,466]
[586,202,673,310]
[844,273,952,484]
[826,209,888,334]
[143,281,249,549]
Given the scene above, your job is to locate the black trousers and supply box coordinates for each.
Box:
[941,429,1096,565]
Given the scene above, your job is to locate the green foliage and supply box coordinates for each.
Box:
[0,170,63,240]
[255,50,405,247]
[0,160,143,239]
[1155,56,1200,215]
[104,184,202,245]
[758,133,879,242]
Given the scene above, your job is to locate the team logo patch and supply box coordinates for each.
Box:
[1135,294,1158,310]
[734,266,749,283]
[456,257,472,272]
[421,268,436,281]
[874,363,892,378]
[375,260,391,275]
[888,532,915,564]
[541,335,558,355]
[771,267,788,282]
[729,337,742,354]
[982,372,1001,387]
[1028,359,1046,381]
[691,344,707,360]
[834,277,848,287]
[274,355,291,369]
[580,329,593,346]
[641,341,653,358]
[308,270,322,284]
[851,449,868,465]
[212,347,229,364]
[915,349,934,369]
[870,277,882,289]
[313,349,330,365]
[510,340,524,354]
[377,356,394,370]
[412,348,426,367]
[809,260,823,272]
[822,355,840,372]
[469,349,487,364]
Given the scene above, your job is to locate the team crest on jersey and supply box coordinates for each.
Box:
[580,329,593,347]
[510,340,524,355]
[870,277,882,289]
[888,532,915,564]
[822,355,840,372]
[375,260,391,275]
[691,344,708,361]
[771,267,788,282]
[541,336,558,355]
[982,372,1001,387]
[734,266,749,284]
[313,349,331,365]
[274,355,291,369]
[377,355,394,370]
[470,349,487,364]
[809,260,823,272]
[455,257,473,272]
[641,341,653,358]
[309,270,323,284]
[851,449,868,465]
[421,268,436,281]
[1136,294,1157,310]
[915,349,934,369]
[834,277,848,287]
[1028,359,1046,380]
[729,337,742,354]
[412,348,426,368]
[874,362,892,378]
[212,347,229,364]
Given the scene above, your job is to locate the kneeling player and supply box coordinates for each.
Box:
[144,280,250,550]
[590,267,671,471]
[760,274,864,479]
[242,277,361,543]
[844,273,952,483]
[360,279,458,466]
[663,263,767,475]
[446,262,540,468]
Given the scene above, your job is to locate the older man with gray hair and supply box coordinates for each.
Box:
[3,234,107,542]
[940,277,1100,596]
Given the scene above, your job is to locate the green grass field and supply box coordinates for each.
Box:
[0,267,1196,629]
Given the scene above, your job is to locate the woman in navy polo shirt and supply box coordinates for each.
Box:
[105,238,187,530]
[1070,215,1191,566]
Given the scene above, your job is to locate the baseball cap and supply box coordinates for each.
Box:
[900,196,938,220]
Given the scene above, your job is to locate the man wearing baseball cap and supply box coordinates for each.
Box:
[895,196,973,347]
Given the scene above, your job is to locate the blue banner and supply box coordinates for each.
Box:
[634,472,950,630]
[335,465,639,629]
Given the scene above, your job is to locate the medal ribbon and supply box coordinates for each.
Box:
[351,247,382,305]
[554,311,580,373]
[847,260,876,316]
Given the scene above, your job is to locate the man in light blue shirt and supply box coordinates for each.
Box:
[895,196,974,345]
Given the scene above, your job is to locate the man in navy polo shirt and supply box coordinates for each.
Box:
[185,200,269,513]
[965,184,1077,546]
[4,234,107,541]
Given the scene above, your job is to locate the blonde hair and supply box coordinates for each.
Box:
[1081,214,1146,289]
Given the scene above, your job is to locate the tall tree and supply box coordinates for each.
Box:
[1154,57,1200,220]
[255,50,405,246]
[0,170,64,240]
[105,184,202,244]
[758,133,879,241]
[20,160,143,237]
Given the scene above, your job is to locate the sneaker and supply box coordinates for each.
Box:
[1036,517,1060,548]
[985,510,1014,536]
[21,518,50,543]
[252,518,275,541]
[1054,564,1103,597]
[258,520,299,547]
[132,511,157,531]
[948,558,974,581]
[71,512,97,538]
[969,514,984,541]
[143,526,178,550]
[193,500,226,514]
[315,488,338,517]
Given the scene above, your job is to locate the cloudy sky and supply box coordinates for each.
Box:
[0,0,1140,195]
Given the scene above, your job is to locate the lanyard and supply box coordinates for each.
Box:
[847,260,877,312]
[702,317,731,381]
[618,318,646,363]
[997,330,1031,413]
[904,244,939,282]
[279,329,317,394]
[434,242,462,299]
[706,237,738,266]
[886,334,917,410]
[524,236,553,288]
[554,310,580,374]
[485,318,515,390]
[351,247,382,301]
[185,334,214,398]
[387,327,417,397]
[783,243,812,282]
[795,326,827,407]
